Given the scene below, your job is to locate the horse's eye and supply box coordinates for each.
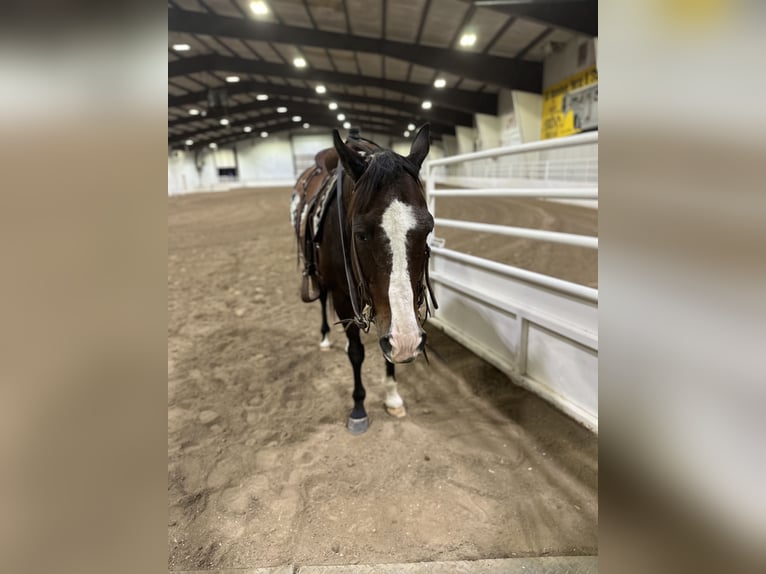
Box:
[355,232,369,242]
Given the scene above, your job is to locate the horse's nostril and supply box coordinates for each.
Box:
[379,336,392,356]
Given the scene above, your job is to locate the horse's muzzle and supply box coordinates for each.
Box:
[380,332,426,364]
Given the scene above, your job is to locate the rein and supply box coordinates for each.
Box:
[334,163,439,333]
[336,165,373,332]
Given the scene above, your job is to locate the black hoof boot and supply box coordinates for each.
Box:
[347,416,369,435]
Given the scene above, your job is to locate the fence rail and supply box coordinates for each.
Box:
[424,132,599,432]
[434,218,598,249]
[429,188,598,199]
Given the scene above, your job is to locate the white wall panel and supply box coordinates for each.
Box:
[234,136,294,181]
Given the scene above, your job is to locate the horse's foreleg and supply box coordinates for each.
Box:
[346,325,368,434]
[318,286,331,350]
[383,361,406,418]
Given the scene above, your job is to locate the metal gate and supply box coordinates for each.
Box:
[425,132,598,432]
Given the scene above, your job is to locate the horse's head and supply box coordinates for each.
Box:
[333,125,433,364]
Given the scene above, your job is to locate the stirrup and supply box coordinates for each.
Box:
[301,274,320,303]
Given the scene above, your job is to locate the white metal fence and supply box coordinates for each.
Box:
[424,132,599,431]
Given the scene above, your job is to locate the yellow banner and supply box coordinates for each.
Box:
[541,66,598,140]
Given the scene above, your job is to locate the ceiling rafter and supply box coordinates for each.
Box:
[172,109,441,149]
[180,116,439,152]
[169,97,457,135]
[168,81,473,126]
[516,27,554,59]
[168,8,542,91]
[482,16,516,54]
[169,101,451,144]
[169,54,498,114]
[477,0,597,37]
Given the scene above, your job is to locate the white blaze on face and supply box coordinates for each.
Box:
[380,199,421,362]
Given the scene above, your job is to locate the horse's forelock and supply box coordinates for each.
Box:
[349,150,423,216]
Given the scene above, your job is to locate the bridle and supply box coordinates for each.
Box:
[335,164,438,333]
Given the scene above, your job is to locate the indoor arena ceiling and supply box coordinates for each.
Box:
[168,0,596,149]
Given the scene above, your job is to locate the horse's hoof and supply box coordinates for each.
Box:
[385,404,407,418]
[347,416,369,435]
[319,337,332,351]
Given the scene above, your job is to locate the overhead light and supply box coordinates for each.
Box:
[342,121,351,129]
[337,113,345,121]
[303,123,310,129]
[433,78,446,89]
[243,126,252,133]
[292,115,302,122]
[407,123,416,131]
[219,118,229,126]
[260,131,268,138]
[404,130,411,137]
[459,33,477,47]
[293,57,307,68]
[209,143,218,149]
[172,43,191,52]
[277,106,287,113]
[256,94,268,101]
[315,85,326,94]
[188,108,200,116]
[250,1,269,16]
[184,139,194,146]
[421,100,432,110]
[328,102,338,110]
[225,75,240,83]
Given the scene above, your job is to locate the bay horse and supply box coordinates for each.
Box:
[290,125,437,434]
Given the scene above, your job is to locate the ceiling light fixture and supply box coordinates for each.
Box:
[328,102,338,110]
[243,126,252,133]
[342,121,351,129]
[220,118,230,126]
[433,78,446,88]
[407,123,416,131]
[188,108,200,116]
[292,115,302,122]
[209,143,218,149]
[260,131,268,138]
[184,139,194,146]
[459,33,477,47]
[276,106,287,113]
[172,44,191,52]
[337,113,345,121]
[421,100,432,110]
[315,85,326,94]
[250,1,269,16]
[303,123,310,128]
[404,130,411,137]
[293,57,307,68]
[256,94,268,101]
[225,75,240,83]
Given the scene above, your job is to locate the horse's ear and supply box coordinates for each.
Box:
[407,123,431,169]
[332,129,366,181]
